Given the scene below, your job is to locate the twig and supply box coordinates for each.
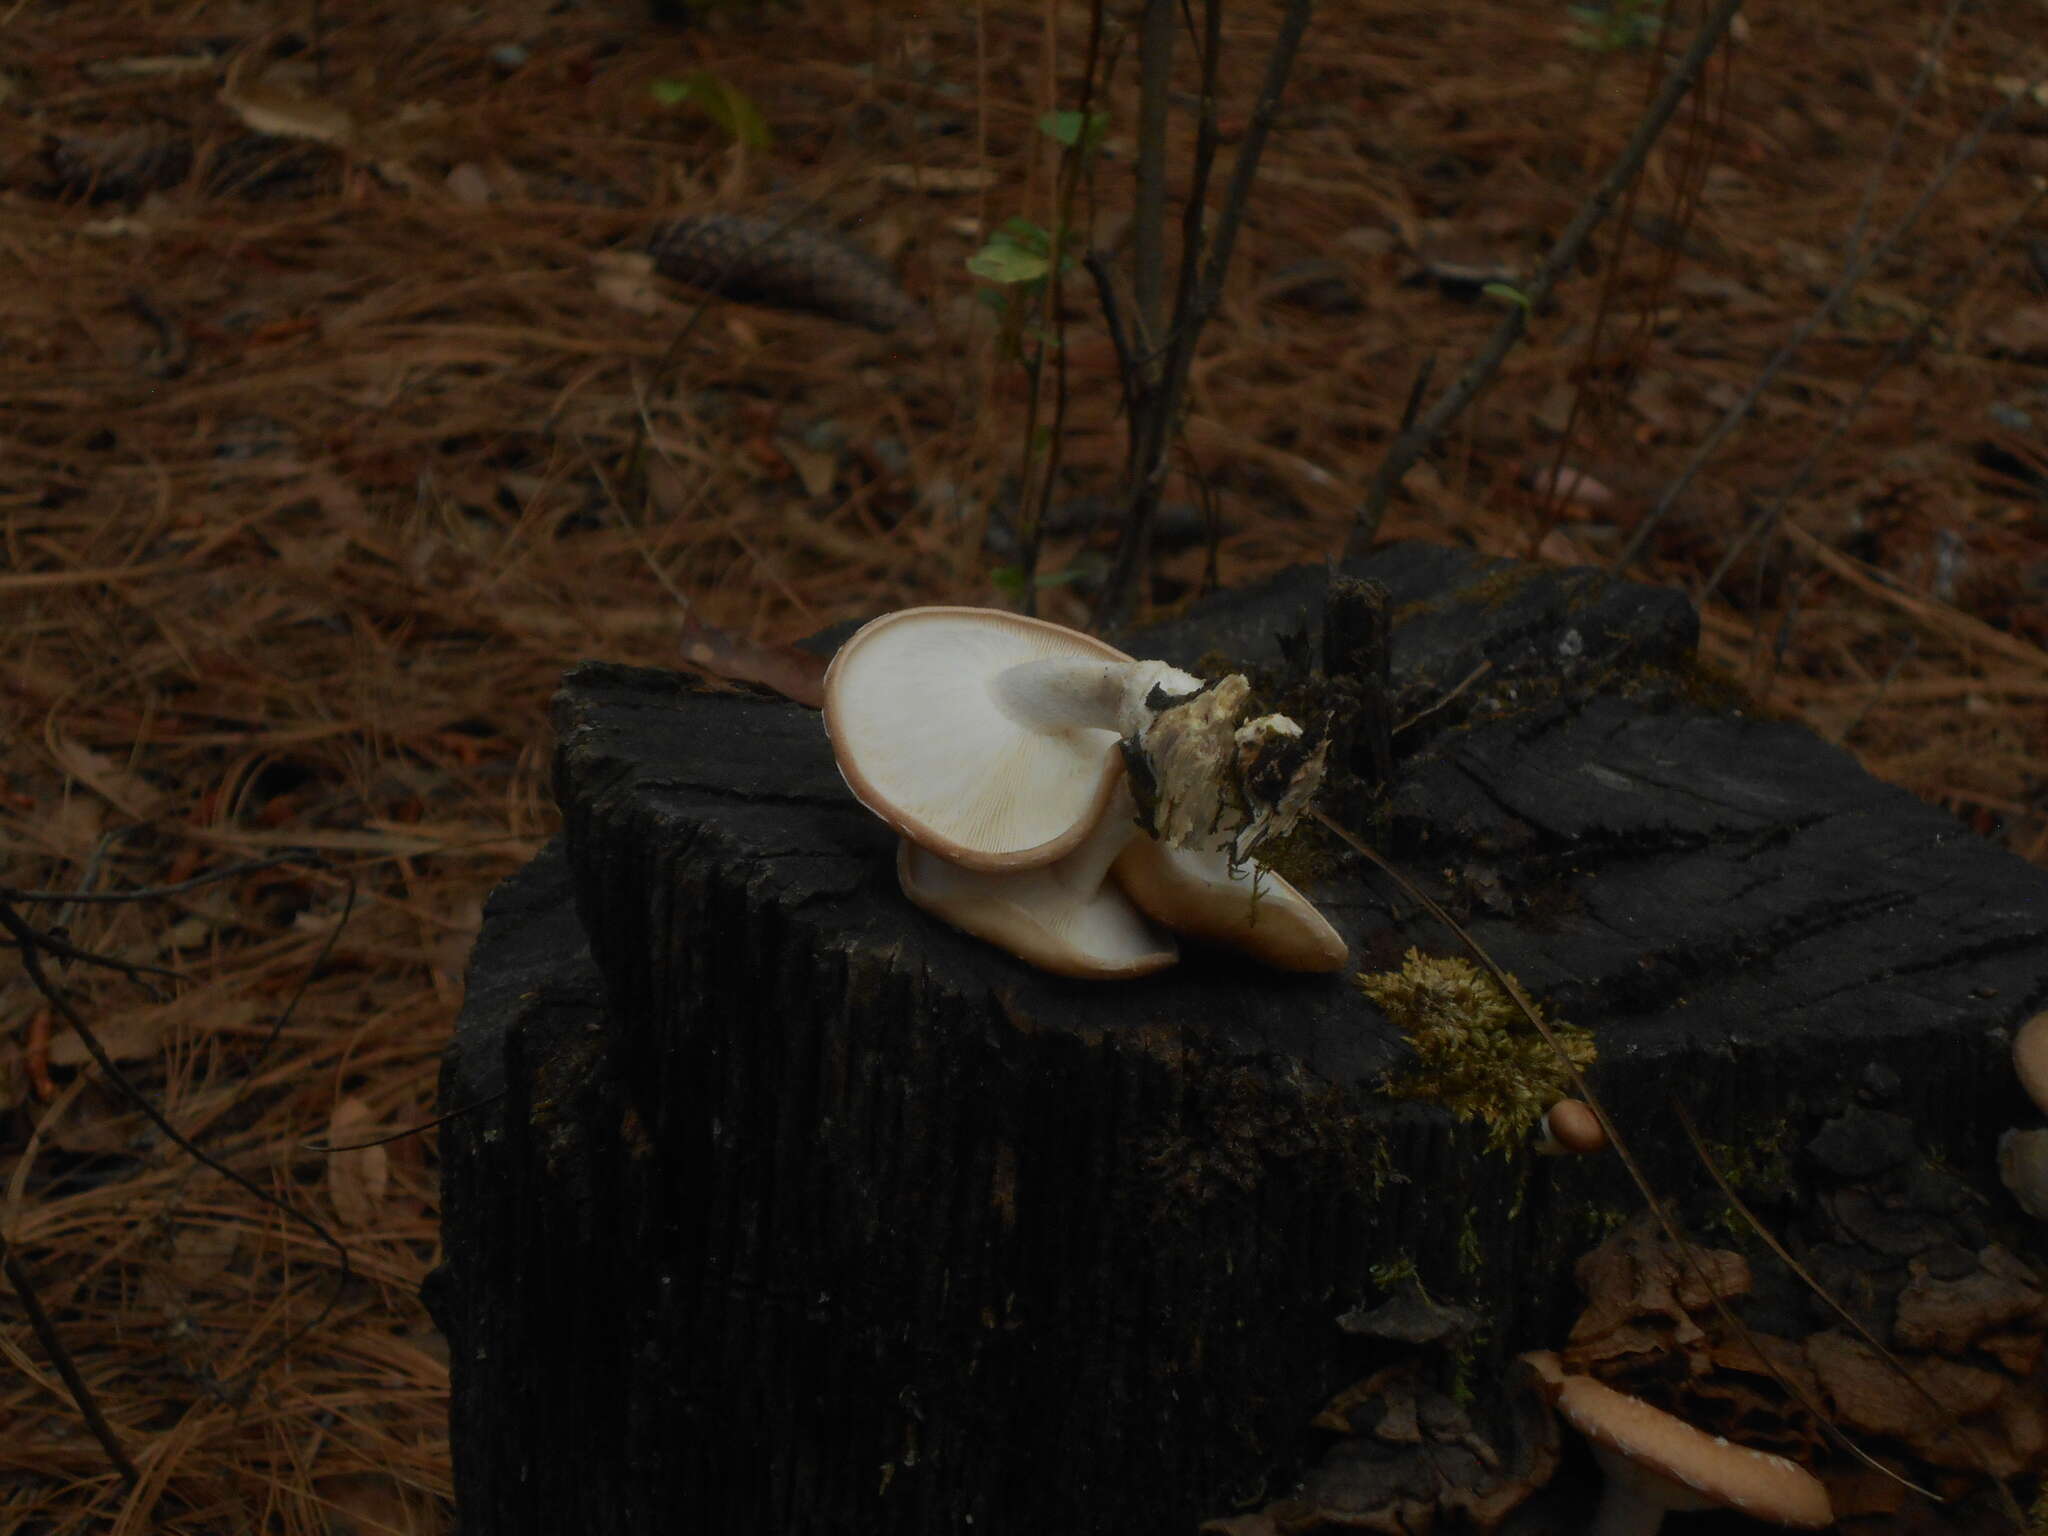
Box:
[1095,0,1314,625]
[1611,55,2048,579]
[1696,175,2048,601]
[1345,0,1748,557]
[0,1230,139,1488]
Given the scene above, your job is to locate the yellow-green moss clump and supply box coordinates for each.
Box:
[1358,948,1595,1153]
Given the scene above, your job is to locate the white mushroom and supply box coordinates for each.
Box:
[896,793,1176,979]
[1110,835,1347,973]
[823,606,1203,872]
[1523,1351,1832,1534]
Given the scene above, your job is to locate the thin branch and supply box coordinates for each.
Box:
[1095,0,1314,625]
[1345,0,1747,557]
[1610,55,2048,579]
[0,1231,139,1487]
[1697,175,2048,602]
[1131,0,1176,344]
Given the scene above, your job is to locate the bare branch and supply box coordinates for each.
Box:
[1345,0,1747,556]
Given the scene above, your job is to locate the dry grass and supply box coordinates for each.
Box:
[1,0,2044,1528]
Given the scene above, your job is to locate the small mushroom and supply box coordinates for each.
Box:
[2014,1010,2048,1117]
[1533,1098,1608,1156]
[1522,1350,1832,1534]
[1999,1011,2048,1219]
[823,606,1203,872]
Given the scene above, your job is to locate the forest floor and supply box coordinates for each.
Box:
[1,0,2044,1530]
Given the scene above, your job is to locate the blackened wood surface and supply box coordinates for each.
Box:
[432,543,2048,1536]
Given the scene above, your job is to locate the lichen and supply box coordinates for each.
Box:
[1359,948,1595,1153]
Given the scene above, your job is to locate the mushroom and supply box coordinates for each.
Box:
[1999,1010,2048,1219]
[2014,1011,2048,1117]
[1522,1350,1832,1534]
[1111,834,1347,972]
[1533,1098,1608,1156]
[825,605,1347,977]
[823,606,1204,872]
[896,792,1176,979]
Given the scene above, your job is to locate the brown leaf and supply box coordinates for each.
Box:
[1892,1246,2046,1354]
[328,1097,390,1230]
[677,617,828,708]
[49,731,169,819]
[1982,305,2048,360]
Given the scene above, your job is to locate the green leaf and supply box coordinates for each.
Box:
[967,241,1051,285]
[999,215,1051,249]
[649,70,773,150]
[989,565,1027,596]
[1038,109,1108,153]
[1482,282,1532,312]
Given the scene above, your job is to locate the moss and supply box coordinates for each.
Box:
[1456,1206,1484,1280]
[1358,948,1596,1154]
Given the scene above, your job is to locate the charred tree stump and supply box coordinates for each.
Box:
[428,543,2048,1536]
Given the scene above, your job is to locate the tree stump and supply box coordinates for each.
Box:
[428,543,2048,1535]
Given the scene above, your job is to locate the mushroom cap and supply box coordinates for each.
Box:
[1522,1352,1833,1529]
[1111,836,1348,972]
[1537,1098,1608,1156]
[2015,1010,2048,1116]
[897,840,1177,979]
[825,607,1133,871]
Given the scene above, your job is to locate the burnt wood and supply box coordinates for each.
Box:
[430,543,2048,1536]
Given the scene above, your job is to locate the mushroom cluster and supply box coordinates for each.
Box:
[822,606,1347,977]
[1998,1011,2048,1219]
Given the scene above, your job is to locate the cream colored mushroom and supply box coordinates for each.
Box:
[1523,1351,1832,1534]
[895,792,1176,980]
[1110,835,1347,973]
[823,607,1202,872]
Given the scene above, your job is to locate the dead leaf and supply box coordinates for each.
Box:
[444,162,493,206]
[48,731,169,819]
[1983,305,2048,360]
[677,616,828,707]
[220,81,356,145]
[778,438,839,500]
[315,1472,427,1535]
[328,1097,390,1230]
[878,164,996,194]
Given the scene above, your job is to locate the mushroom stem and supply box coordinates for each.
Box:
[990,656,1204,737]
[1588,1448,1708,1536]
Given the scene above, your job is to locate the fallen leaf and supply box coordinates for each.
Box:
[778,438,839,499]
[328,1097,390,1230]
[444,161,493,206]
[677,617,828,708]
[220,81,355,145]
[48,731,168,819]
[1983,305,2048,360]
[878,164,996,194]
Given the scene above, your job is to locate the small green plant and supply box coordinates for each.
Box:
[649,70,772,150]
[967,216,1064,290]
